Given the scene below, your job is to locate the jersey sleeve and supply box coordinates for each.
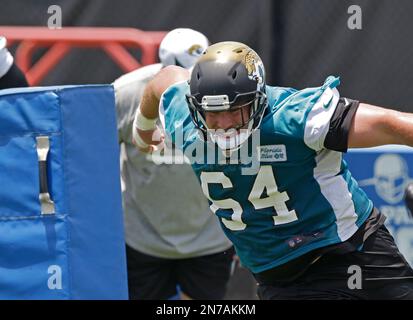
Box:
[271,76,342,151]
[302,75,360,153]
[302,76,342,152]
[158,81,195,148]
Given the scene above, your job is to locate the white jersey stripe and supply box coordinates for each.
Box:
[313,150,359,241]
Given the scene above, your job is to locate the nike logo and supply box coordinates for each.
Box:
[323,94,334,109]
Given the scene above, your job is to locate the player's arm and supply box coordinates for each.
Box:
[133,65,189,153]
[348,103,413,148]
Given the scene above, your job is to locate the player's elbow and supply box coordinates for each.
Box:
[377,108,410,145]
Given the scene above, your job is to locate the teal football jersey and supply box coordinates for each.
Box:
[159,76,373,273]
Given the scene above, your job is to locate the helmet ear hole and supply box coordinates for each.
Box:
[232,70,237,80]
[197,72,200,80]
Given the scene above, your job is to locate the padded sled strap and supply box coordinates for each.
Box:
[36,136,55,215]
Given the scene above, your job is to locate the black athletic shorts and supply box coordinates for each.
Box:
[126,245,235,300]
[257,225,413,300]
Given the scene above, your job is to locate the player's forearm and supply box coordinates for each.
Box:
[132,66,189,152]
[139,65,190,120]
[140,80,161,120]
[132,81,162,152]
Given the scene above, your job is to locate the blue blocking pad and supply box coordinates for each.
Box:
[0,85,128,299]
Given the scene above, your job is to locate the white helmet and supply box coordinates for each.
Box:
[0,36,6,50]
[158,28,209,69]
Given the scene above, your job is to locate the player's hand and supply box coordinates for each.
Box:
[133,127,165,154]
[404,183,413,219]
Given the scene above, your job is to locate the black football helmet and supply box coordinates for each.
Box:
[186,41,267,150]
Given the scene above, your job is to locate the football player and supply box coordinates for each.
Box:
[134,41,413,299]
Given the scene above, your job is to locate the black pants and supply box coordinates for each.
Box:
[126,245,235,300]
[257,225,413,300]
